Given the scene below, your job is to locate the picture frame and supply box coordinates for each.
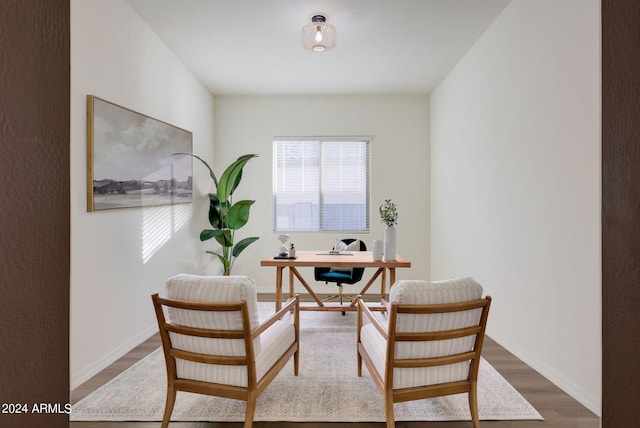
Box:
[86,95,193,212]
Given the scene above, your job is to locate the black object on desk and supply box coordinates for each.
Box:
[274,251,297,260]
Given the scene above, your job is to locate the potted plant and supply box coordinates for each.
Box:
[379,199,398,261]
[176,153,259,275]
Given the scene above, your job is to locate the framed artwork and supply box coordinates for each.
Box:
[86,95,193,212]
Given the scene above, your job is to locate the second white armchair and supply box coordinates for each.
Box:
[357,277,491,428]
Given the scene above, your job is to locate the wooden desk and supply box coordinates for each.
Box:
[260,251,411,312]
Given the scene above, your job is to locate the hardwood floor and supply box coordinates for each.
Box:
[71,296,600,428]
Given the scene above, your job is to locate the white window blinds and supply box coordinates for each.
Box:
[273,138,370,233]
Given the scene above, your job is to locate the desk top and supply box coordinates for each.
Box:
[260,250,411,268]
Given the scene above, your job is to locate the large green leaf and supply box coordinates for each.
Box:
[200,229,226,242]
[201,229,233,248]
[173,152,218,188]
[232,236,260,257]
[214,229,233,247]
[208,193,223,229]
[230,169,243,195]
[226,200,255,230]
[228,154,258,194]
[217,154,258,204]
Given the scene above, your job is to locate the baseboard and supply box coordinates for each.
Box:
[487,327,601,417]
[70,323,158,390]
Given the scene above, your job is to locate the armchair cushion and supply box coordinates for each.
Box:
[361,277,484,389]
[164,274,260,329]
[389,277,483,305]
[163,274,295,387]
[164,274,261,352]
[360,323,471,389]
[175,317,295,387]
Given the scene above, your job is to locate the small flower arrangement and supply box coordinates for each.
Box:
[379,199,398,227]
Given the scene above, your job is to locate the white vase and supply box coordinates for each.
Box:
[372,239,383,261]
[383,226,396,261]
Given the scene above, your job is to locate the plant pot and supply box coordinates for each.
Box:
[383,226,396,261]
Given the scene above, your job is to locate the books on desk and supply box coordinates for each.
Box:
[316,251,354,255]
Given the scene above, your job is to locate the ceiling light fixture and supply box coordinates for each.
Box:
[302,15,336,52]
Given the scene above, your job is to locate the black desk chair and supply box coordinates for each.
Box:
[314,238,367,314]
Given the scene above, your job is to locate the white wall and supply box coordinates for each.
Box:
[430,0,601,415]
[211,96,430,292]
[70,0,215,388]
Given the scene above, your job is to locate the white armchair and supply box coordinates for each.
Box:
[357,277,491,428]
[151,274,299,428]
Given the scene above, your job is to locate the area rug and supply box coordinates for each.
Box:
[71,303,543,422]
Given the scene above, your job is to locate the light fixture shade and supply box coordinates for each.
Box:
[302,15,336,52]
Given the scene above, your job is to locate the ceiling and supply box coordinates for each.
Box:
[127,0,511,96]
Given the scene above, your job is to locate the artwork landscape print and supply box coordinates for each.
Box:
[87,96,193,211]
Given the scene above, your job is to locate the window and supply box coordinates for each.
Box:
[273,138,371,233]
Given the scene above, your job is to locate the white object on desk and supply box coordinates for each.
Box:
[316,251,354,255]
[277,234,290,253]
[372,239,383,261]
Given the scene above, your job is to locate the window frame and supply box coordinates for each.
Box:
[272,136,372,234]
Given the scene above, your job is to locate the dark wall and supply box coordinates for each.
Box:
[602,0,640,426]
[0,1,70,427]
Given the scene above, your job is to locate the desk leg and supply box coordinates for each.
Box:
[275,266,284,312]
[380,268,387,300]
[389,268,396,287]
[290,267,325,307]
[289,268,295,298]
[351,268,384,307]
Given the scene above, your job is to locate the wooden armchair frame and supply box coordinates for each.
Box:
[357,295,491,428]
[151,293,300,428]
